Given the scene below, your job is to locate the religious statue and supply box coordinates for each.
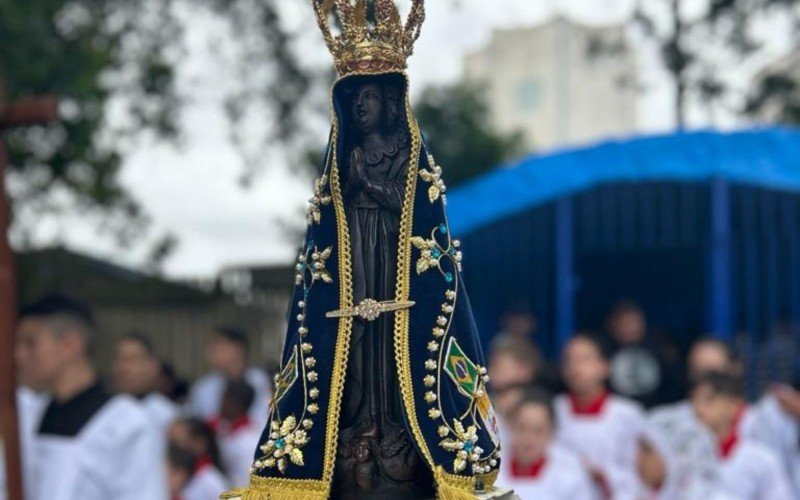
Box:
[335,75,432,499]
[222,1,502,499]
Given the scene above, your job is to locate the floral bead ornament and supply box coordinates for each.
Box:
[407,151,502,493]
[250,232,335,477]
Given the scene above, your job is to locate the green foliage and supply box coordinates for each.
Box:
[706,0,800,124]
[746,73,800,124]
[0,0,180,246]
[630,0,800,126]
[415,81,525,188]
[0,0,312,263]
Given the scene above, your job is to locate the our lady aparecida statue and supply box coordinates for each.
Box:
[222,1,502,499]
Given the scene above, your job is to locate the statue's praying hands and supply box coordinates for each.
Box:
[349,146,367,188]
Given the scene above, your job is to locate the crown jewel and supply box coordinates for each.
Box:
[313,0,425,77]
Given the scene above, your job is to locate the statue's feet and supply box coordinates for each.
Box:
[333,422,434,500]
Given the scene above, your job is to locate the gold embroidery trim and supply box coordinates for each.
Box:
[391,73,475,497]
[234,78,354,498]
[392,70,431,467]
[320,107,354,489]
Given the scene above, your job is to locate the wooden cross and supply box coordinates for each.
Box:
[0,75,58,500]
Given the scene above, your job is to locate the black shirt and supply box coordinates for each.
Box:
[38,381,112,437]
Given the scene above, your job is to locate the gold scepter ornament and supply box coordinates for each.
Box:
[326,299,415,322]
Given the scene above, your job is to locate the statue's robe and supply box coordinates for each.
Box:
[336,119,430,495]
[236,72,501,500]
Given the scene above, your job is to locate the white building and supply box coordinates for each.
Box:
[464,17,638,151]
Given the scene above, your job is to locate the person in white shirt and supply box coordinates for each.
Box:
[497,387,594,499]
[0,387,46,500]
[488,336,549,455]
[489,382,528,452]
[554,334,645,499]
[754,385,800,497]
[188,327,271,427]
[13,294,167,500]
[604,301,683,408]
[488,335,545,392]
[650,337,740,433]
[167,444,198,500]
[209,380,262,487]
[168,417,229,500]
[113,332,178,437]
[691,372,793,500]
[650,337,755,454]
[651,338,798,497]
[634,417,726,500]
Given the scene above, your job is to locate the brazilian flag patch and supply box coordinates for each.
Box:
[443,338,480,399]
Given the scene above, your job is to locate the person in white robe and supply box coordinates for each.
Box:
[169,417,229,499]
[554,334,645,499]
[209,380,261,488]
[497,387,594,499]
[691,372,794,500]
[0,386,46,500]
[188,327,271,427]
[489,382,528,453]
[649,337,739,435]
[651,338,799,498]
[14,294,167,500]
[113,332,179,438]
[168,443,229,500]
[179,455,230,500]
[632,416,726,500]
[742,385,800,498]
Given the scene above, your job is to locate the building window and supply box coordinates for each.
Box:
[514,79,541,113]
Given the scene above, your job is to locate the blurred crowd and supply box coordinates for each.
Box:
[492,301,800,499]
[4,294,800,500]
[3,294,272,500]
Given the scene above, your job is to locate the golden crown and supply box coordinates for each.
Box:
[313,0,425,77]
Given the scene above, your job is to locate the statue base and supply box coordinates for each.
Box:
[221,487,518,500]
[474,487,519,499]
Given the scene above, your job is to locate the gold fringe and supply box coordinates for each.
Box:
[237,489,326,500]
[478,468,499,490]
[435,467,476,500]
[220,477,329,500]
[219,488,248,499]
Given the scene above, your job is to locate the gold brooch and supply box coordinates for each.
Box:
[326,298,415,321]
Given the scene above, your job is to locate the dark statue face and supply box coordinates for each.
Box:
[352,83,384,135]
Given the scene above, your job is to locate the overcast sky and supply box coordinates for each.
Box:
[25,0,791,279]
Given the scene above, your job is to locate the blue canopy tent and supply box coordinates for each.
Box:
[447,127,800,389]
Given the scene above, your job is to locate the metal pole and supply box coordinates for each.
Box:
[0,73,57,500]
[707,178,732,339]
[0,138,22,500]
[555,197,575,355]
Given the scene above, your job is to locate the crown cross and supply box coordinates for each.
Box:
[313,0,426,77]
